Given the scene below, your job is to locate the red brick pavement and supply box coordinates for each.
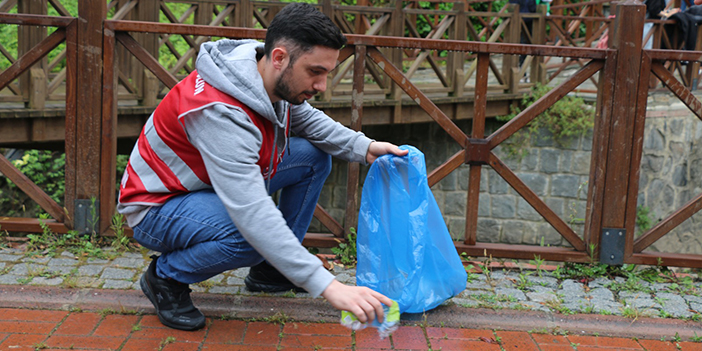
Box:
[0,307,700,350]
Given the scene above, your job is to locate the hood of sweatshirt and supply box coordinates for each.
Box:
[195,39,290,182]
[195,39,288,130]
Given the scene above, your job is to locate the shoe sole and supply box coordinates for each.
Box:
[140,273,205,331]
[244,275,306,293]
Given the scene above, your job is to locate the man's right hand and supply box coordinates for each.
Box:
[321,280,394,324]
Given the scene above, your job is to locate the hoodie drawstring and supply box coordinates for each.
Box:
[266,127,277,194]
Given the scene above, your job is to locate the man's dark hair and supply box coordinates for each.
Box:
[264,3,347,64]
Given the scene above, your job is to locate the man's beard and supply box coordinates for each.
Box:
[273,65,318,105]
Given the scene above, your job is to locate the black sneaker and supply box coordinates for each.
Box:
[245,261,306,293]
[140,255,206,331]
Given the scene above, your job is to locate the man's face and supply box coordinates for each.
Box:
[273,45,339,105]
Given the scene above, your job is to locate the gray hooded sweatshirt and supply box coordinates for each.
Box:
[118,39,373,297]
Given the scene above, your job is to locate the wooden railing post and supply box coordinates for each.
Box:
[344,45,366,236]
[320,0,334,102]
[686,25,702,90]
[28,67,45,109]
[320,0,333,19]
[66,0,108,234]
[100,17,117,236]
[448,0,465,97]
[586,0,646,265]
[503,3,519,94]
[18,0,47,108]
[135,0,159,106]
[237,0,251,28]
[532,4,547,84]
[389,0,404,124]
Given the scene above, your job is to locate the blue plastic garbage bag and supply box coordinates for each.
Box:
[356,145,467,313]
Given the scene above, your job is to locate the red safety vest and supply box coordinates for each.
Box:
[119,70,287,206]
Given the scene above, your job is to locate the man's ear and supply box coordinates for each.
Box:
[269,47,289,70]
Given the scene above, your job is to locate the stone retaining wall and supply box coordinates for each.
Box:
[310,94,702,255]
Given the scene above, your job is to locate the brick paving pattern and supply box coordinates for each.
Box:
[1,307,700,351]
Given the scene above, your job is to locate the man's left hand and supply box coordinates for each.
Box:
[365,141,408,164]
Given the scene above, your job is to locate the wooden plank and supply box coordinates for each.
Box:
[111,0,137,20]
[72,0,106,231]
[583,51,617,253]
[634,193,702,253]
[330,46,355,90]
[115,32,178,89]
[646,49,702,62]
[159,2,198,49]
[167,4,235,75]
[487,60,603,148]
[456,242,591,262]
[629,252,702,268]
[46,67,65,94]
[0,0,18,13]
[598,2,645,230]
[329,16,390,92]
[18,0,45,95]
[502,4,518,92]
[446,0,465,91]
[0,12,72,26]
[464,164,481,246]
[28,67,46,109]
[473,53,488,138]
[464,52,490,247]
[0,155,65,221]
[550,0,610,11]
[0,217,69,234]
[133,0,160,104]
[301,233,592,262]
[344,45,366,236]
[650,62,702,120]
[623,50,652,259]
[313,205,343,238]
[0,43,17,65]
[63,19,77,228]
[105,19,609,59]
[489,152,587,251]
[366,46,467,147]
[0,119,31,143]
[100,23,118,233]
[47,0,70,17]
[302,233,347,248]
[427,150,464,187]
[0,28,65,91]
[405,16,454,80]
[107,19,267,40]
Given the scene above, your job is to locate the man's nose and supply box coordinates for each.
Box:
[313,76,327,93]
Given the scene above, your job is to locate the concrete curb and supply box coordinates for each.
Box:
[1,285,699,341]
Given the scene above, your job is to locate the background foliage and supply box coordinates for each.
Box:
[0,149,128,218]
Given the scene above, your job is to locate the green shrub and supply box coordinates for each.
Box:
[496,83,595,158]
[0,149,128,218]
[636,205,655,236]
[332,227,357,266]
[0,150,65,217]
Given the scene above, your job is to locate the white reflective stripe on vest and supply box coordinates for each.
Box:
[142,117,209,192]
[128,140,170,194]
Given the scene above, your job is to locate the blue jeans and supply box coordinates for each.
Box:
[132,137,332,284]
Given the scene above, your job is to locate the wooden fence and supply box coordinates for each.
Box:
[3,1,702,267]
